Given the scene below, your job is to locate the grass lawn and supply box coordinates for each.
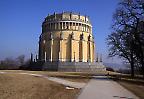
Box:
[0,71,82,99]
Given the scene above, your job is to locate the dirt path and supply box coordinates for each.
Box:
[78,76,139,99]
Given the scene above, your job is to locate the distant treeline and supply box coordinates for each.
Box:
[0,55,30,70]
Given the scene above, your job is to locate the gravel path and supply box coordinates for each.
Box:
[78,76,139,99]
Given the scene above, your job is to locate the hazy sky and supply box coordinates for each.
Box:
[0,0,120,63]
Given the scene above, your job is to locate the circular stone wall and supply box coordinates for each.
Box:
[39,12,95,62]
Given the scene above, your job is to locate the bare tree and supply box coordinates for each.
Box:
[0,57,18,69]
[4,57,18,66]
[107,31,136,77]
[107,0,144,78]
[16,55,25,66]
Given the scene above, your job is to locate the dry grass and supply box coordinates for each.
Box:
[0,70,94,83]
[118,81,144,99]
[0,73,79,99]
[0,70,107,99]
[0,70,109,83]
[107,72,144,99]
[35,71,91,83]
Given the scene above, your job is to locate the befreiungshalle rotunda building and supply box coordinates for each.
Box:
[32,12,105,72]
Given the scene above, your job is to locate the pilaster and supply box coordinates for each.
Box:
[87,35,91,62]
[50,39,53,62]
[54,23,56,29]
[93,42,95,62]
[70,33,74,62]
[79,33,84,62]
[50,33,53,62]
[89,41,92,62]
[58,22,60,30]
[44,51,47,62]
[59,39,63,61]
[62,22,63,30]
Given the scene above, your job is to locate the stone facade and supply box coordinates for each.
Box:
[36,12,105,71]
[39,12,95,62]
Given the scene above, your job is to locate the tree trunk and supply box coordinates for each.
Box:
[130,52,135,78]
[130,61,134,78]
[142,62,144,79]
[140,48,144,79]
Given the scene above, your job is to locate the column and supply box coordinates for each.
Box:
[74,22,75,30]
[50,34,53,62]
[44,51,47,62]
[50,23,51,30]
[70,22,72,30]
[65,22,66,29]
[81,40,84,62]
[68,22,70,29]
[70,33,74,62]
[83,25,85,31]
[80,23,82,31]
[87,41,90,62]
[72,22,74,30]
[76,23,78,30]
[51,23,53,30]
[87,35,91,62]
[78,23,80,31]
[59,40,62,61]
[71,39,74,62]
[63,22,65,29]
[89,41,92,62]
[75,22,76,30]
[54,23,56,29]
[43,40,46,61]
[59,39,63,61]
[86,25,88,32]
[62,22,63,30]
[79,34,84,62]
[59,32,64,61]
[79,41,82,62]
[38,38,41,60]
[87,26,89,32]
[90,27,92,33]
[58,22,60,30]
[93,42,95,62]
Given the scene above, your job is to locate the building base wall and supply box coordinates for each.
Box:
[31,61,106,72]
